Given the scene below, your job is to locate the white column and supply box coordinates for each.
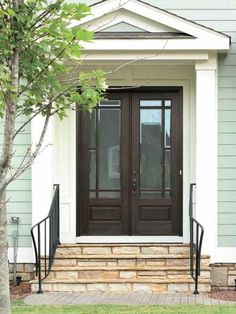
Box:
[53,110,76,243]
[31,115,53,255]
[195,54,218,258]
[32,116,53,226]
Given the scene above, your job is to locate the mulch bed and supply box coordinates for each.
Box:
[10,282,32,301]
[209,290,236,301]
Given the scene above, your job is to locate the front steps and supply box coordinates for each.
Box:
[31,243,211,293]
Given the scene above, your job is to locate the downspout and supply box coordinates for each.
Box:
[11,216,21,285]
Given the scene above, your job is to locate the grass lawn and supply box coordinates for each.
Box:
[11,301,236,314]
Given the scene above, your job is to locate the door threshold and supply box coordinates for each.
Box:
[76,236,183,243]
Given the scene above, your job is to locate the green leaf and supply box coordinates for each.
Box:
[7,9,16,16]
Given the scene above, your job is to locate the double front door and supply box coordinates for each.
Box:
[77,89,182,236]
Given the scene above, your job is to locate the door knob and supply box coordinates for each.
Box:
[132,177,137,193]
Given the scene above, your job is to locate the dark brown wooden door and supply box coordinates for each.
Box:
[77,88,182,236]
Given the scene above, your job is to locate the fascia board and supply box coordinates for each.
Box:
[123,0,229,40]
[70,0,123,28]
[80,38,230,52]
[81,51,209,61]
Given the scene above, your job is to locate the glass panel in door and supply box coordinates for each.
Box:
[89,102,121,198]
[139,100,172,198]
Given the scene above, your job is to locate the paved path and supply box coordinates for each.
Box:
[24,292,236,306]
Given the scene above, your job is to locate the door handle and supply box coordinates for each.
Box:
[132,177,137,193]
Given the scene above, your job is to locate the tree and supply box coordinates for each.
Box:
[0,0,106,312]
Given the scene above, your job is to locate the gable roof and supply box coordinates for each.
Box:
[72,0,230,52]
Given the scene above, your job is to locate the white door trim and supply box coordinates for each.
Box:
[76,236,183,244]
[53,64,194,244]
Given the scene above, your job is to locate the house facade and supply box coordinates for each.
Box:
[7,0,236,291]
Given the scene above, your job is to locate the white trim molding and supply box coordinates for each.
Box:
[195,53,218,259]
[76,236,183,244]
[32,115,53,226]
[215,248,236,263]
[53,110,76,244]
[55,64,195,244]
[8,247,34,263]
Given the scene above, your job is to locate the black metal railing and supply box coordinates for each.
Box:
[31,184,60,293]
[189,183,204,294]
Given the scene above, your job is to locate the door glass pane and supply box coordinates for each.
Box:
[99,109,121,190]
[165,109,171,147]
[140,100,162,107]
[165,100,171,107]
[89,150,96,189]
[140,109,162,190]
[89,110,96,148]
[99,191,120,198]
[165,150,171,190]
[99,100,121,107]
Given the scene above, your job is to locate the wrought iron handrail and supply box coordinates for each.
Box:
[189,183,204,294]
[31,184,60,293]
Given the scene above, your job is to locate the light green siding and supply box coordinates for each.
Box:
[153,1,236,247]
[0,121,32,247]
[86,0,236,247]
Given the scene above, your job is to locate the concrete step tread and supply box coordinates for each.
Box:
[58,243,190,248]
[54,253,210,259]
[51,265,211,271]
[31,277,211,284]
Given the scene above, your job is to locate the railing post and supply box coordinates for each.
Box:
[189,183,204,295]
[189,184,194,278]
[37,224,43,294]
[31,184,60,293]
[44,220,46,278]
[194,224,199,294]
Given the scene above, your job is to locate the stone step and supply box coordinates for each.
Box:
[56,244,191,256]
[52,254,210,268]
[47,265,210,280]
[33,243,211,294]
[51,265,211,271]
[31,277,211,293]
[60,243,190,247]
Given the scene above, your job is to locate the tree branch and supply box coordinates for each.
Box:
[7,107,51,184]
[13,107,42,140]
[18,36,76,96]
[29,7,55,32]
[19,33,50,55]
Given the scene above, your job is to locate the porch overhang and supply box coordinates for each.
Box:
[71,0,230,59]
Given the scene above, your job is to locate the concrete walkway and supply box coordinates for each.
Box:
[24,292,236,306]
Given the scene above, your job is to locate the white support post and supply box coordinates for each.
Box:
[31,115,53,255]
[32,116,53,226]
[195,54,218,258]
[52,110,76,243]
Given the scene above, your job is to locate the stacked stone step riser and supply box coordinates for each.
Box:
[46,268,211,280]
[31,281,211,293]
[53,256,210,268]
[56,245,191,256]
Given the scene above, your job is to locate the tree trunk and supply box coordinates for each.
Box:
[0,194,10,314]
[0,1,20,312]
